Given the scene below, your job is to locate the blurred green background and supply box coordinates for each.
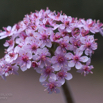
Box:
[0,0,103,103]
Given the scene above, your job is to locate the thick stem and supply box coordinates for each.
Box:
[62,81,74,103]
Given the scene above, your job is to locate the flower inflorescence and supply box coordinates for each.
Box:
[0,8,103,93]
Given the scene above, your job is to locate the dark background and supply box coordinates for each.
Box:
[0,0,103,59]
[0,0,103,103]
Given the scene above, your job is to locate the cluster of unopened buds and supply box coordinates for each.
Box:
[0,8,103,93]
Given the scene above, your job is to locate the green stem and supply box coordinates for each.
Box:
[62,81,74,103]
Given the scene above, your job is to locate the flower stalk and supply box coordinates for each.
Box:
[62,81,74,103]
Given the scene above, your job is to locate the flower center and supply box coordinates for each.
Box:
[72,28,80,36]
[9,53,15,57]
[57,56,64,63]
[41,55,46,61]
[74,56,79,62]
[53,35,60,41]
[8,67,12,71]
[45,68,52,75]
[84,66,90,72]
[42,35,47,40]
[58,71,64,78]
[21,32,27,39]
[31,44,37,50]
[49,83,55,90]
[45,21,53,28]
[8,40,13,45]
[65,21,69,26]
[16,24,20,30]
[86,42,91,48]
[61,43,67,48]
[22,55,28,62]
[6,66,12,72]
[62,32,68,36]
[32,62,38,68]
[30,33,33,36]
[74,41,80,47]
[31,25,37,30]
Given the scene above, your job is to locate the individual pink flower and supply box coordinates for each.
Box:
[5,51,18,63]
[24,37,41,54]
[17,48,32,71]
[56,36,73,53]
[56,68,72,85]
[51,50,72,71]
[4,37,15,52]
[39,65,55,82]
[0,58,19,79]
[80,35,97,56]
[69,37,81,51]
[38,28,53,48]
[0,25,16,39]
[42,79,62,93]
[68,49,89,69]
[33,47,51,68]
[77,59,93,76]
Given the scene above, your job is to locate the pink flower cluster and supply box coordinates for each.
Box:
[0,8,103,93]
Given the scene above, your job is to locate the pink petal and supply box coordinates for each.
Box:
[55,46,62,54]
[69,37,73,43]
[80,56,88,62]
[79,45,85,51]
[58,78,65,85]
[87,35,94,43]
[39,61,44,68]
[63,36,69,43]
[65,52,73,60]
[91,43,97,50]
[76,49,83,56]
[85,49,92,55]
[21,66,27,71]
[80,37,86,44]
[33,55,40,61]
[65,73,73,80]
[51,56,57,64]
[86,58,91,65]
[49,73,56,81]
[27,61,31,68]
[39,75,47,82]
[52,63,61,71]
[46,40,52,48]
[75,62,82,69]
[68,60,75,67]
[59,24,65,29]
